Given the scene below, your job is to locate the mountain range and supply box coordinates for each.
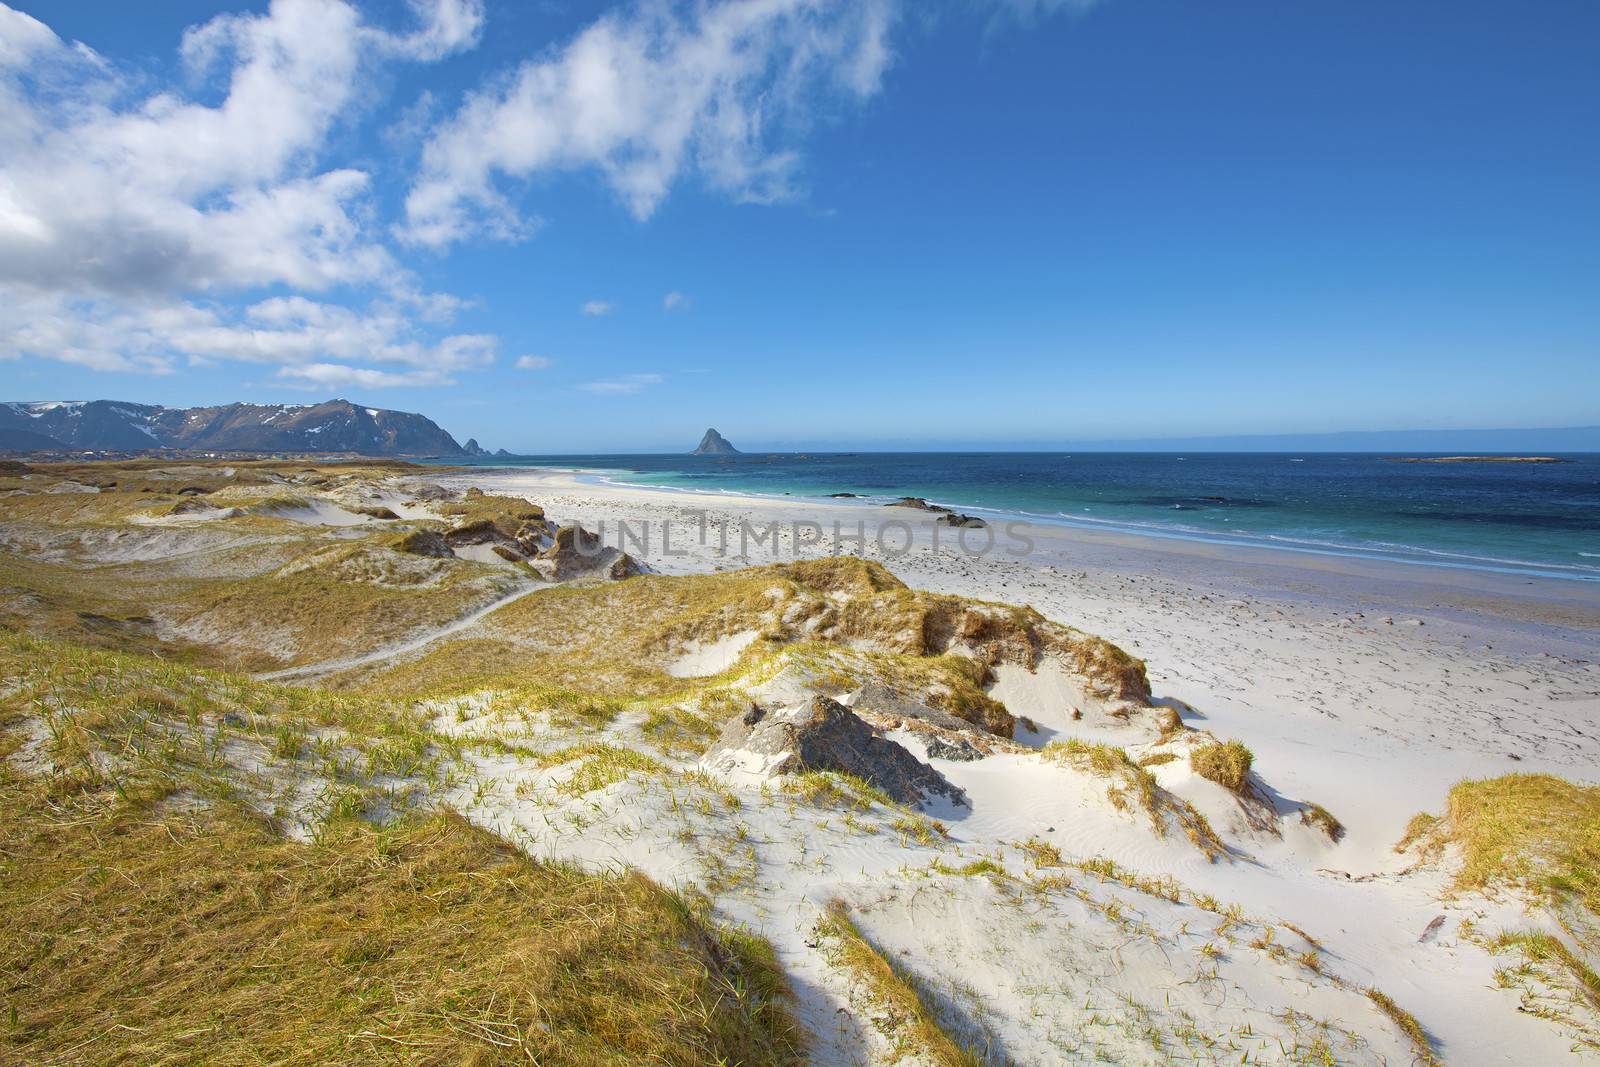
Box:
[0,399,469,456]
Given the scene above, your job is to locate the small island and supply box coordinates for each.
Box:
[690,428,740,455]
[1390,455,1568,464]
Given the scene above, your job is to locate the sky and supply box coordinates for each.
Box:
[2,0,1597,452]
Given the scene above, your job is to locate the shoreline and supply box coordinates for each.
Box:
[430,460,1600,584]
[436,465,1600,832]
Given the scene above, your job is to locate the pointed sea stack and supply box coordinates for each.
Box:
[691,428,740,455]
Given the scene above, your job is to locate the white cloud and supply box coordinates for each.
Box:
[662,290,689,311]
[276,362,453,388]
[580,300,615,317]
[372,0,484,61]
[984,0,1101,24]
[0,0,485,382]
[0,290,495,385]
[0,0,1101,385]
[576,372,663,394]
[400,0,897,247]
[515,354,554,370]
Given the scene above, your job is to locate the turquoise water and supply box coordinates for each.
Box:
[434,452,1600,581]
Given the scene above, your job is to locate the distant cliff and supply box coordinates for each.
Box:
[691,428,740,455]
[0,399,469,456]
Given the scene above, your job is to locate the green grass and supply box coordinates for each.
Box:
[1403,774,1600,1045]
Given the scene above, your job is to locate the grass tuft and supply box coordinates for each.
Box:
[1189,739,1253,794]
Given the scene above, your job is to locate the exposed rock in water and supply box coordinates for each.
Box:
[885,496,951,514]
[530,524,645,582]
[936,512,986,528]
[701,696,967,808]
[691,428,740,455]
[828,492,860,498]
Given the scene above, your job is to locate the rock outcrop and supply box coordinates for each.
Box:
[885,497,950,514]
[691,428,740,455]
[529,524,645,582]
[702,696,967,807]
[847,683,1016,761]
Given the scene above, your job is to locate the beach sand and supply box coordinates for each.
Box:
[422,465,1600,1063]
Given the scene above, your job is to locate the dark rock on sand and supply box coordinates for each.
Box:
[702,695,967,807]
[850,682,975,734]
[531,524,644,582]
[924,735,986,762]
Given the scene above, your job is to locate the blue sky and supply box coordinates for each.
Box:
[3,0,1597,452]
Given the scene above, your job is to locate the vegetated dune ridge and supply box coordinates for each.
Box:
[0,460,1594,1064]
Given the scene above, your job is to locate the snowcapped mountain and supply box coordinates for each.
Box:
[0,399,469,456]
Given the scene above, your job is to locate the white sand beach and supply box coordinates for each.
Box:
[424,464,1600,1063]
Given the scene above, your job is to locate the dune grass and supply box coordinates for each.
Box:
[818,900,985,1067]
[0,763,803,1066]
[1437,774,1600,916]
[1404,774,1600,1041]
[1299,802,1345,842]
[1043,739,1225,860]
[1189,739,1254,794]
[0,626,804,1065]
[1365,989,1441,1067]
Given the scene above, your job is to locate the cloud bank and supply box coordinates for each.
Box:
[0,0,1092,386]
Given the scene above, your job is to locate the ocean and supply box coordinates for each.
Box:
[432,452,1600,582]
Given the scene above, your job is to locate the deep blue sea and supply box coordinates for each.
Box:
[433,453,1600,582]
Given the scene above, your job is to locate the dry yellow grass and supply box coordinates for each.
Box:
[436,487,547,537]
[0,768,803,1066]
[1189,739,1253,794]
[1403,774,1600,1040]
[1365,989,1441,1066]
[1438,774,1600,915]
[1043,739,1225,860]
[0,627,804,1066]
[818,900,984,1067]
